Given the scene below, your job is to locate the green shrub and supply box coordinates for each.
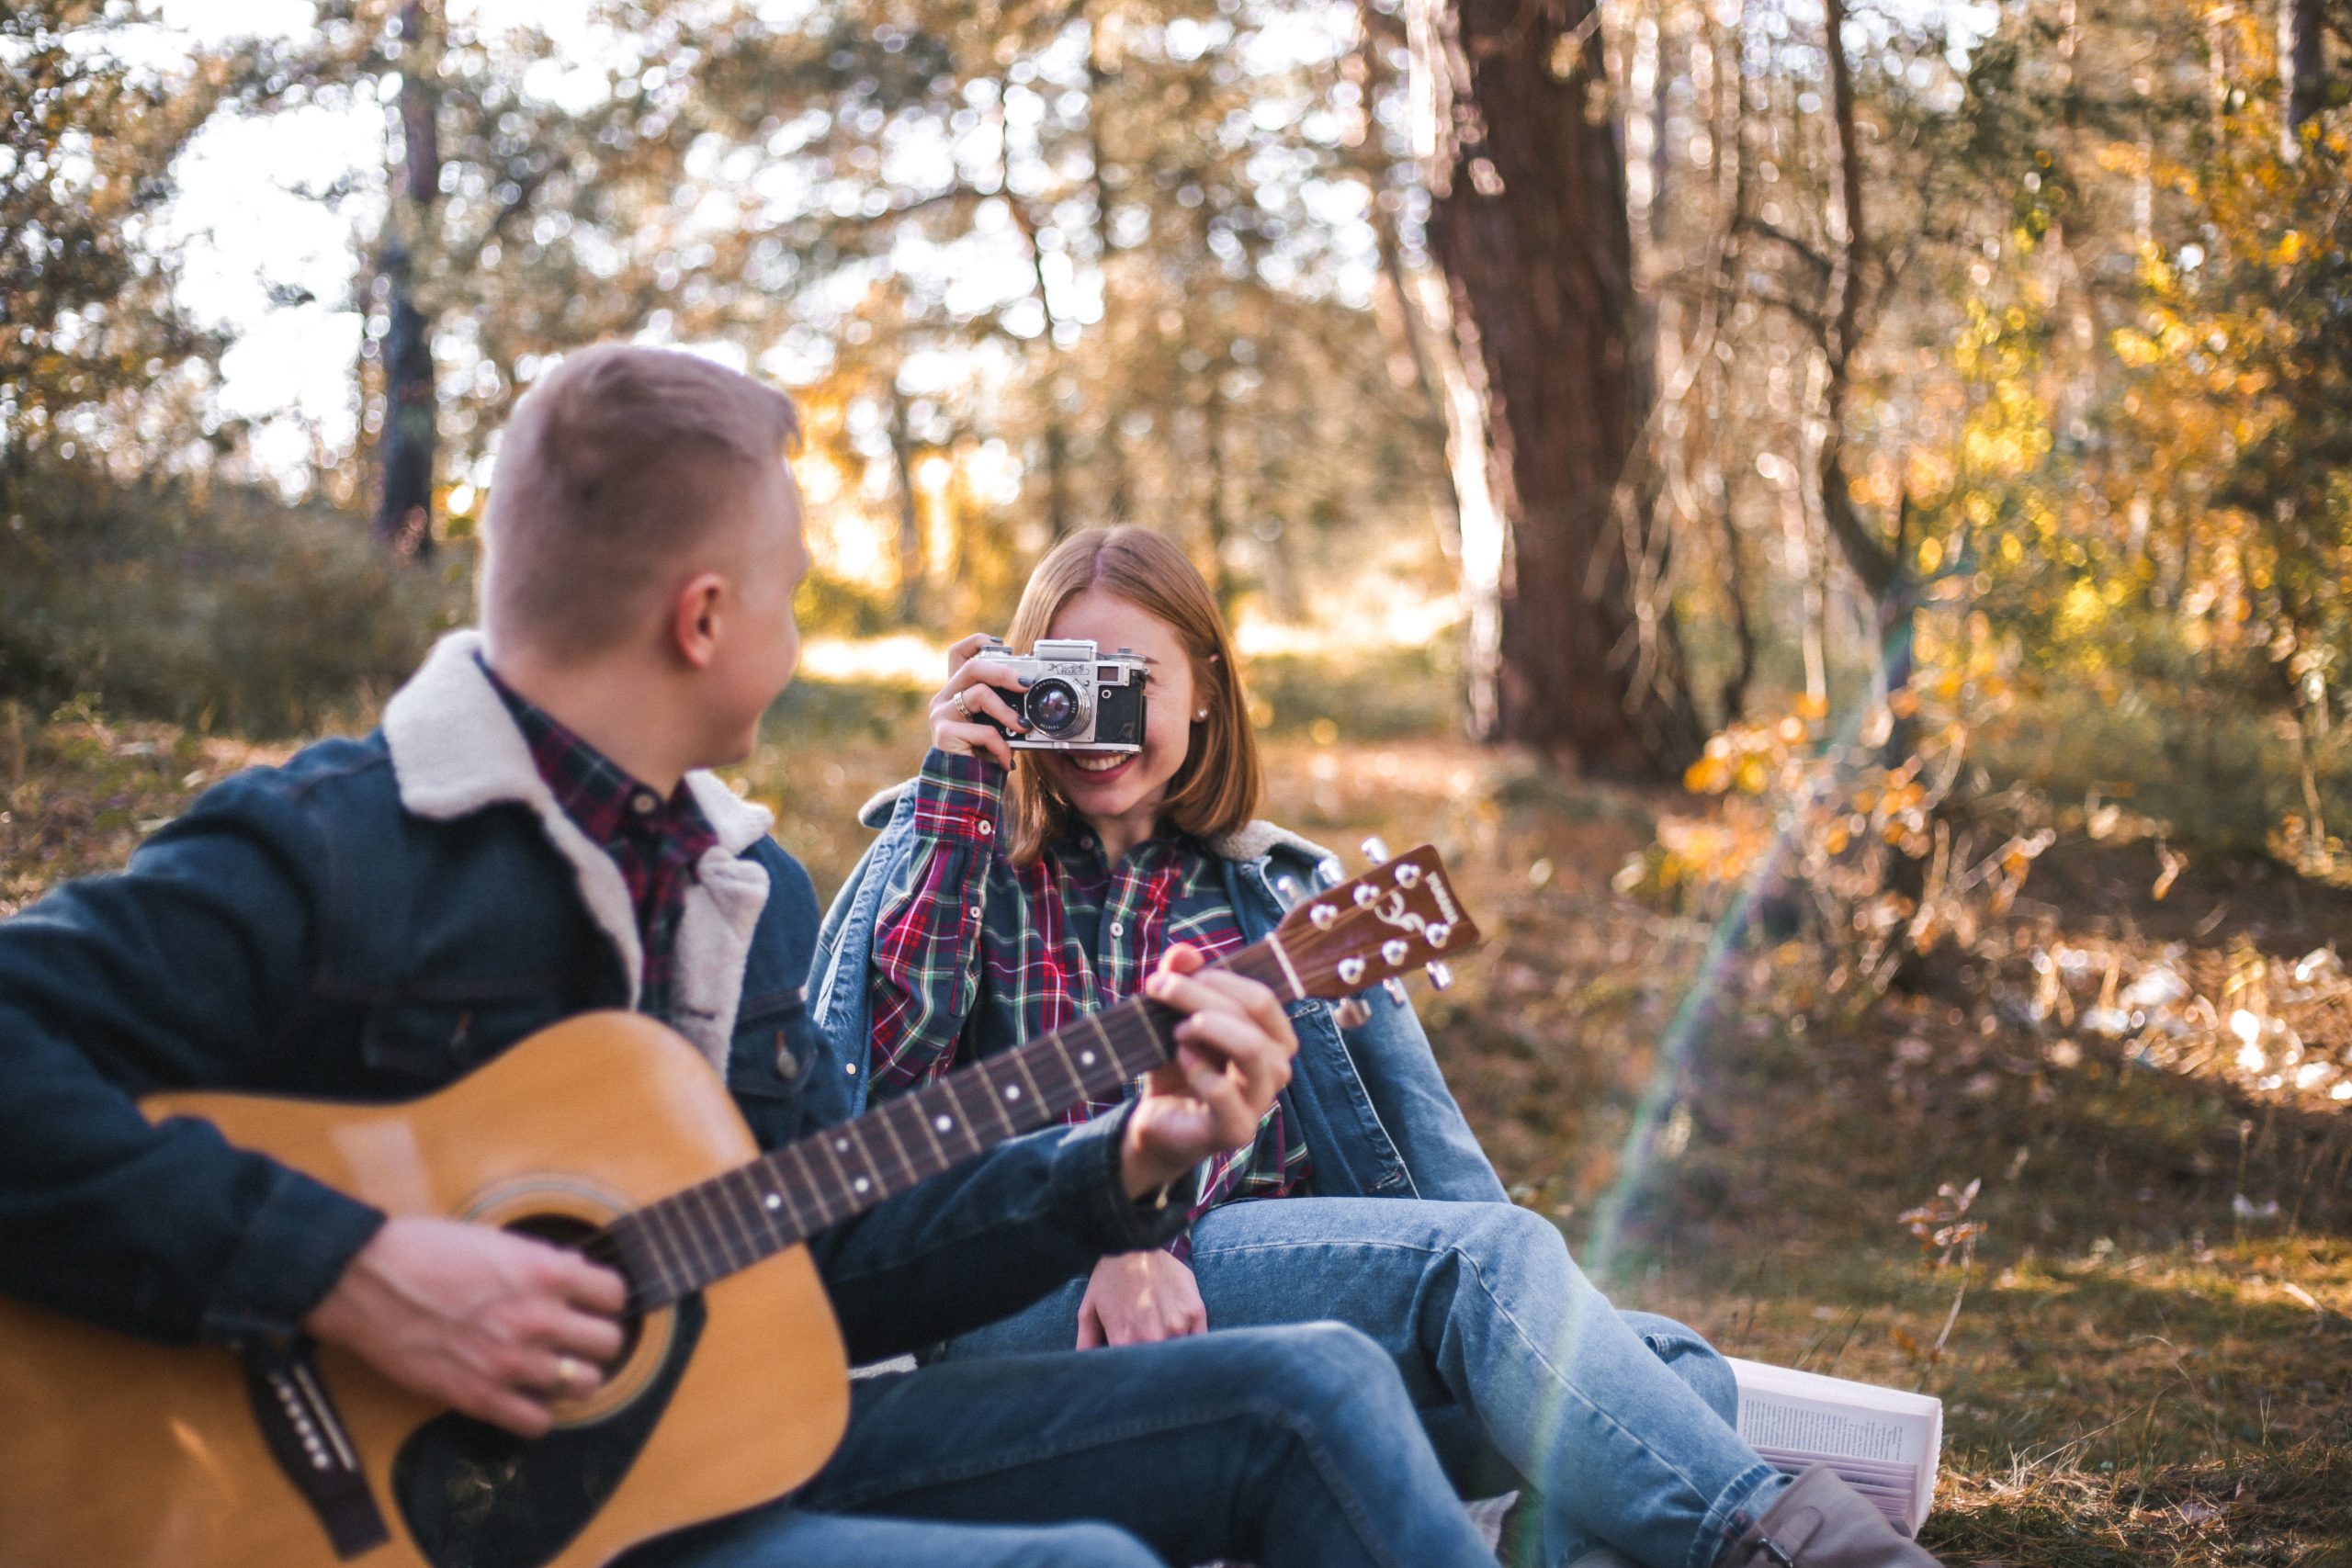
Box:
[1244,639,1459,740]
[1,461,468,736]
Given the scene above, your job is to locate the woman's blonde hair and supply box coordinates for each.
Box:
[1003,526,1261,863]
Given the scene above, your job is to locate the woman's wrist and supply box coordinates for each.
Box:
[909,747,1008,844]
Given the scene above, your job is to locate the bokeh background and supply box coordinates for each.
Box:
[6,1,2352,1560]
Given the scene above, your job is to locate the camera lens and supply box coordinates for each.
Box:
[1025,678,1081,737]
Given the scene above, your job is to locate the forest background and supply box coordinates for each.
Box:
[6,0,2352,1561]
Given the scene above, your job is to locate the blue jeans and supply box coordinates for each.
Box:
[623,1322,1496,1568]
[943,1199,1791,1568]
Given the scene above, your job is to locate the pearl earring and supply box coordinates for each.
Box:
[1193,708,1208,721]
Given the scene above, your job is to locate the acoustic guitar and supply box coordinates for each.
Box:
[0,844,1479,1568]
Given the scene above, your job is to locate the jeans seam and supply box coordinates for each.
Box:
[810,1393,1416,1568]
[1688,1461,1786,1568]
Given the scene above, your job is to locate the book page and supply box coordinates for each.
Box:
[1726,1358,1942,1536]
[1739,1392,1927,1464]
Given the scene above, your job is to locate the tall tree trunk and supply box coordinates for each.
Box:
[1083,15,1134,523]
[888,379,924,625]
[1408,0,1700,776]
[2283,0,2325,154]
[374,0,439,558]
[1201,358,1240,619]
[1041,408,1074,540]
[1815,0,1917,750]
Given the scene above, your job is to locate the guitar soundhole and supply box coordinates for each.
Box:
[391,1293,706,1568]
[503,1212,643,1365]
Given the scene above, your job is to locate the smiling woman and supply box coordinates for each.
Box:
[815,525,1949,1568]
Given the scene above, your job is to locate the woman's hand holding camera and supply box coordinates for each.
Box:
[931,632,1028,769]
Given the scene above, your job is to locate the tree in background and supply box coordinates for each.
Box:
[374,0,442,556]
[0,1,239,702]
[0,1,227,502]
[507,0,1449,634]
[1407,0,1700,777]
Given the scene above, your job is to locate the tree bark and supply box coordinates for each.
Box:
[1815,0,1917,750]
[374,0,439,558]
[1408,0,1700,776]
[1201,359,1240,619]
[2283,0,2325,154]
[888,379,924,624]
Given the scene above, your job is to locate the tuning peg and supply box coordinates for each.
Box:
[1361,836,1392,865]
[1315,855,1344,887]
[1382,977,1411,1008]
[1274,874,1303,907]
[1393,863,1421,888]
[1425,961,1454,991]
[1381,939,1408,965]
[1333,998,1374,1029]
[1338,956,1366,986]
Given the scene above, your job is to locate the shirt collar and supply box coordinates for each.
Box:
[476,656,718,862]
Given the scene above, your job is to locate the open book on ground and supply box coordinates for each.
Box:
[1727,1358,1942,1537]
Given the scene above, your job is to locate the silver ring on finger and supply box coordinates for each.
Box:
[952,690,971,721]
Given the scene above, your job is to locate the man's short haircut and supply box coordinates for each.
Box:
[481,344,801,656]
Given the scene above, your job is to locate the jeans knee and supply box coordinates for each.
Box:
[1451,1200,1571,1280]
[1022,1521,1162,1568]
[1619,1310,1738,1426]
[1234,1321,1401,1416]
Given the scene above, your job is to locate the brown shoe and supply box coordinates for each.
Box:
[1719,1467,1941,1568]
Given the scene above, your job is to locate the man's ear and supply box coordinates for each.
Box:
[671,571,728,670]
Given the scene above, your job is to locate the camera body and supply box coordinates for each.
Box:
[978,637,1148,752]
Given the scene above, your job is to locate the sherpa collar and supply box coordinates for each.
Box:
[379,630,775,1068]
[384,632,773,852]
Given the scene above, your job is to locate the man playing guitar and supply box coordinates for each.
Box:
[0,344,1495,1568]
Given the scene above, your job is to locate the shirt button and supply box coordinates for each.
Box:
[978,820,993,836]
[631,792,658,815]
[1110,919,1125,938]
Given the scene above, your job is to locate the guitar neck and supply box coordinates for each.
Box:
[603,939,1301,1312]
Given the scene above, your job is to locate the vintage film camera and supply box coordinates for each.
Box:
[976,637,1148,752]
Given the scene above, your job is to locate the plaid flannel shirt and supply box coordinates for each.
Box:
[869,749,1310,1258]
[483,660,718,1026]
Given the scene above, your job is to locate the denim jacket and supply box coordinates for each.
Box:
[0,634,1182,1362]
[810,781,1508,1206]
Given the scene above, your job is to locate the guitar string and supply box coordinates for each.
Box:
[611,959,1358,1306]
[605,941,1416,1306]
[601,930,1431,1306]
[608,999,1181,1305]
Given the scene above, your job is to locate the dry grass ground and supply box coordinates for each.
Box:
[5,671,2347,1565]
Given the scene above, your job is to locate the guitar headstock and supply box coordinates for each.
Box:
[1272,843,1482,1003]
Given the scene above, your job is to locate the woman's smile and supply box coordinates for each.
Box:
[1047,749,1144,797]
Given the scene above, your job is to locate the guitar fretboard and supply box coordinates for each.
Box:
[600,940,1298,1312]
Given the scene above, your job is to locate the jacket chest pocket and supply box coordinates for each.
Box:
[728,987,820,1150]
[360,992,564,1085]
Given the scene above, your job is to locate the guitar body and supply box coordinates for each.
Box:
[0,1015,851,1568]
